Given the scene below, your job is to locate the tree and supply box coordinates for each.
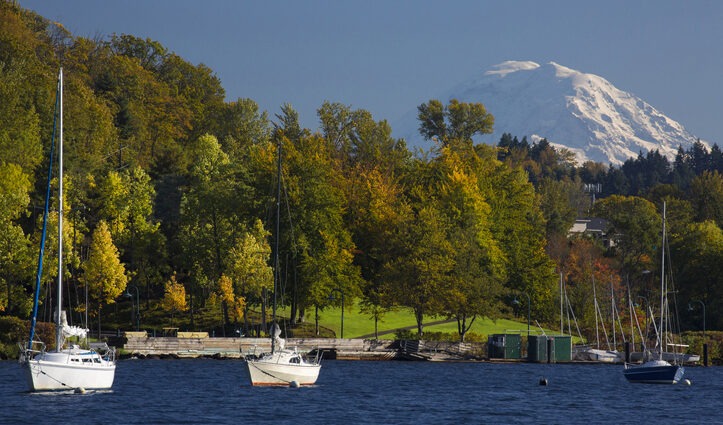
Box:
[538,177,586,238]
[216,98,270,161]
[0,4,47,175]
[81,220,128,336]
[118,166,166,309]
[349,166,410,338]
[385,200,454,337]
[594,195,660,276]
[161,272,188,326]
[561,237,622,342]
[62,75,117,178]
[689,170,723,228]
[433,144,506,341]
[317,103,411,337]
[228,219,273,333]
[671,220,723,331]
[417,99,494,144]
[0,164,33,315]
[179,133,254,317]
[484,148,558,321]
[267,132,362,325]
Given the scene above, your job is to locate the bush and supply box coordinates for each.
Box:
[0,316,28,359]
[0,316,55,360]
[682,331,723,366]
[394,329,418,340]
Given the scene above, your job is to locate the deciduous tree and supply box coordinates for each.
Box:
[81,220,128,336]
[161,272,188,326]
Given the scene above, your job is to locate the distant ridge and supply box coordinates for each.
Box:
[395,61,703,165]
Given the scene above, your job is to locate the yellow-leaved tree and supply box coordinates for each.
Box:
[82,220,128,337]
[161,273,188,326]
[228,219,271,334]
[218,274,245,331]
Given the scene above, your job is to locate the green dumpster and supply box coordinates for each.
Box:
[527,335,547,362]
[488,334,521,359]
[552,335,571,362]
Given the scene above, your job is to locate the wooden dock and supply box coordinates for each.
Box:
[119,332,482,361]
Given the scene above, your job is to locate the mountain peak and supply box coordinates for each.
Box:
[396,61,702,165]
[484,61,540,77]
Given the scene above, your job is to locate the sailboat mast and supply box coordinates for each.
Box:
[55,67,64,351]
[271,138,282,353]
[592,274,599,349]
[560,272,563,335]
[658,202,666,361]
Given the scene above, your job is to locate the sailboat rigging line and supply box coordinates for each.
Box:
[564,286,584,343]
[27,74,60,349]
[38,369,73,389]
[663,231,683,342]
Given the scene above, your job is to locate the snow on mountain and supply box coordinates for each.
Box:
[394,61,701,165]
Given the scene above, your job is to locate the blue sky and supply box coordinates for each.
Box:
[22,0,723,145]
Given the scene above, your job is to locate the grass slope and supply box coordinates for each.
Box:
[283,303,564,340]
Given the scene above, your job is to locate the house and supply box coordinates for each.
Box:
[568,217,613,248]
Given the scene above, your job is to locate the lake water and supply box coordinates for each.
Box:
[1,359,721,424]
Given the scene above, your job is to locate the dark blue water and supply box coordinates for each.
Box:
[1,359,721,424]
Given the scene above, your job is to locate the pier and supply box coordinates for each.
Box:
[119,332,484,361]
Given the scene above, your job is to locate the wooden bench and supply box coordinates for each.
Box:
[177,332,209,339]
[162,327,178,337]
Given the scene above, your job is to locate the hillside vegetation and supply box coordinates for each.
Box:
[0,2,720,350]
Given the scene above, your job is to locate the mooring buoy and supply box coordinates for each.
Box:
[290,380,300,388]
[539,378,548,386]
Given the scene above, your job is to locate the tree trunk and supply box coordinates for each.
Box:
[97,305,102,339]
[415,308,424,337]
[315,305,320,336]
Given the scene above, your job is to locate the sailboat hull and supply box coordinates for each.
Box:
[24,350,116,391]
[623,361,684,384]
[576,347,622,363]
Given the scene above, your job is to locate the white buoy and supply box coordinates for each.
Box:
[684,379,691,386]
[74,387,86,394]
[289,380,300,388]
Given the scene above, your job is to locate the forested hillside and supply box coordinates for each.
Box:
[1,3,720,342]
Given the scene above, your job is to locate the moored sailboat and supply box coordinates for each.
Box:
[244,139,321,386]
[245,324,321,386]
[623,202,683,384]
[19,68,116,392]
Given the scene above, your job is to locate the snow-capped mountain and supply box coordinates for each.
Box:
[395,61,701,165]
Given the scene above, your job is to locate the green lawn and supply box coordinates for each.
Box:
[109,298,576,342]
[280,303,568,340]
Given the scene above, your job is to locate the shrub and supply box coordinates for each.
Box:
[0,317,55,359]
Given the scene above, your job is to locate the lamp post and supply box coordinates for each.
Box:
[124,285,140,331]
[513,292,531,336]
[328,288,344,339]
[688,300,705,340]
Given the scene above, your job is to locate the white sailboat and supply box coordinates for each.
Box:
[623,202,684,384]
[577,275,622,363]
[246,324,321,386]
[244,140,321,387]
[20,68,116,392]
